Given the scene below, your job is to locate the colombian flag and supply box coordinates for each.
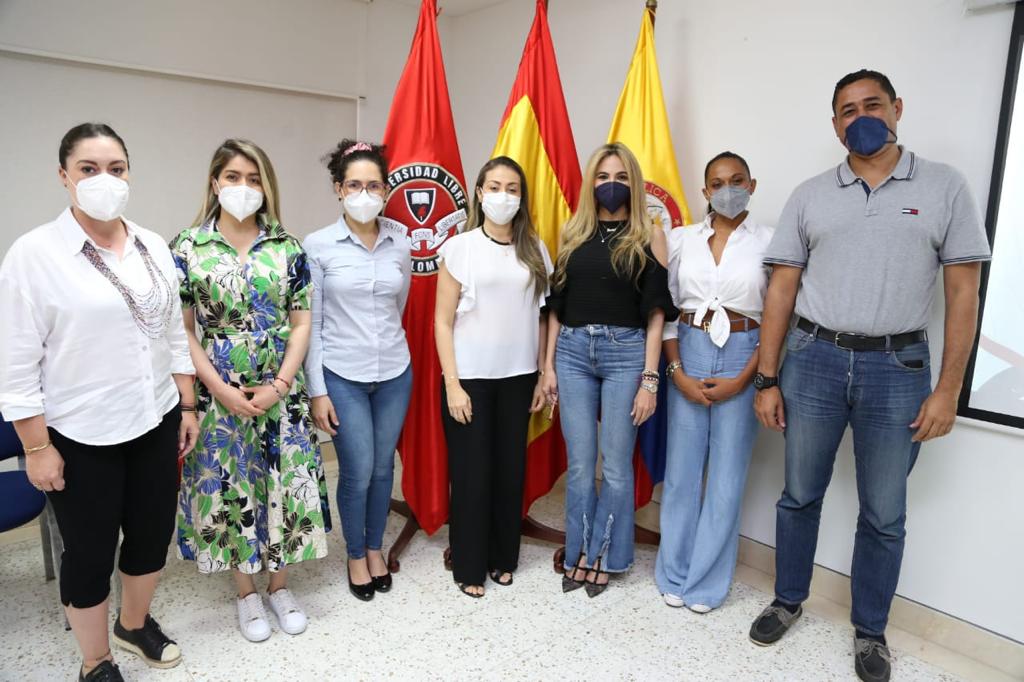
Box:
[492,0,581,516]
[607,5,691,508]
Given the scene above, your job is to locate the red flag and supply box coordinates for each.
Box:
[383,0,467,535]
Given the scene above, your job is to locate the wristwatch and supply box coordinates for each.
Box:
[753,372,779,390]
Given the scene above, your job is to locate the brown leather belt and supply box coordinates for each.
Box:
[682,311,760,333]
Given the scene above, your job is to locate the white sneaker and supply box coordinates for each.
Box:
[236,593,272,642]
[268,588,308,635]
[688,603,713,614]
[663,593,685,608]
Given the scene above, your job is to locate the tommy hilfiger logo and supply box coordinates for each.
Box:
[901,208,920,215]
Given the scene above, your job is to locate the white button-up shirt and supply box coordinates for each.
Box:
[0,208,194,445]
[303,216,412,394]
[664,215,775,347]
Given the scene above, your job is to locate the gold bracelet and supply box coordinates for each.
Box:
[24,440,52,455]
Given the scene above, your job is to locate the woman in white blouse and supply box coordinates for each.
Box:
[434,156,552,598]
[654,151,773,613]
[0,123,197,681]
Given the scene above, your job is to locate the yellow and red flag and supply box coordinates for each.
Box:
[383,0,467,535]
[607,4,691,508]
[492,0,581,515]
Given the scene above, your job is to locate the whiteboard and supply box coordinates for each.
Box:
[0,51,358,253]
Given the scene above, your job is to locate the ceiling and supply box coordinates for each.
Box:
[384,0,513,17]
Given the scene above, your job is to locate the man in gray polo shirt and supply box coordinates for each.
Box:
[747,69,990,682]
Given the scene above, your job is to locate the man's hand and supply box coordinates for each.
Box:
[754,387,786,431]
[910,389,957,442]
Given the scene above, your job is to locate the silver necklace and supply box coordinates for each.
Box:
[598,221,627,244]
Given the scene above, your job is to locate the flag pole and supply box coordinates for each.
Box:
[647,0,657,26]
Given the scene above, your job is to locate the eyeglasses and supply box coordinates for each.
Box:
[342,180,387,195]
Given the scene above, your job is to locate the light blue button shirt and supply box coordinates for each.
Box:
[303,216,412,395]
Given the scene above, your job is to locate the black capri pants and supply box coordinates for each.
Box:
[47,405,181,608]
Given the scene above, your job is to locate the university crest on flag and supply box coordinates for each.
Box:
[385,163,467,275]
[645,179,685,231]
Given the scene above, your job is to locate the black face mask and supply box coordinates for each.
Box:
[594,181,631,213]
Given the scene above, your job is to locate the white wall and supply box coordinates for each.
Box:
[0,0,432,245]
[444,0,1022,643]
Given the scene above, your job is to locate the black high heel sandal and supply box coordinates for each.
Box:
[561,555,587,593]
[584,558,609,598]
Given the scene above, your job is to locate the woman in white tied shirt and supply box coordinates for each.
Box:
[0,124,198,682]
[304,140,412,602]
[655,152,773,614]
[434,156,552,598]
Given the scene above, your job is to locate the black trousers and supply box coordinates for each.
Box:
[47,405,181,608]
[442,373,536,586]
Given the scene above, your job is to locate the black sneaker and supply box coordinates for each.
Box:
[749,603,802,646]
[112,614,182,669]
[854,636,892,682]
[79,660,124,682]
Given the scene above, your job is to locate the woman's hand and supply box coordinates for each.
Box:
[215,384,266,418]
[27,446,65,492]
[541,369,558,408]
[311,395,340,436]
[447,382,473,424]
[672,372,712,407]
[178,412,199,457]
[700,376,745,403]
[529,378,546,413]
[631,386,657,426]
[244,385,280,412]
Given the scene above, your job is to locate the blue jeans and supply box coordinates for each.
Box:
[655,324,760,607]
[556,324,645,573]
[323,365,413,559]
[774,326,932,635]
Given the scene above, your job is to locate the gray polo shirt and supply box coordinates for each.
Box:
[763,148,991,336]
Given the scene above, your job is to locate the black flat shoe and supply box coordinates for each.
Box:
[348,568,375,602]
[371,571,393,593]
[112,614,181,669]
[80,661,124,682]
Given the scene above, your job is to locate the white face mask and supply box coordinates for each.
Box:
[343,190,385,224]
[69,173,130,221]
[217,182,264,222]
[480,191,521,226]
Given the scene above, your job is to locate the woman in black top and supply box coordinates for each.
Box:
[542,142,676,597]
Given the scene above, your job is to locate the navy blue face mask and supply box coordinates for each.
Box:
[844,116,896,156]
[594,181,631,213]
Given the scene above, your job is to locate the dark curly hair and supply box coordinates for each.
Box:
[323,139,388,185]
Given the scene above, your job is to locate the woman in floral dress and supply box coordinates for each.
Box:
[171,139,330,643]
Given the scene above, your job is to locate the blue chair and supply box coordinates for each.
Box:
[0,419,63,586]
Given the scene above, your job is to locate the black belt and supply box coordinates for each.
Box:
[796,317,927,351]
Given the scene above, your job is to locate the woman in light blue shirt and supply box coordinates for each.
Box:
[304,140,412,602]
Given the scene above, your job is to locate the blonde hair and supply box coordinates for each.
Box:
[553,142,652,290]
[193,139,282,227]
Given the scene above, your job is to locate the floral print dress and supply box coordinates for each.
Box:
[171,218,331,574]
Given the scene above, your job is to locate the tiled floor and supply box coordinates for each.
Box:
[0,471,974,682]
